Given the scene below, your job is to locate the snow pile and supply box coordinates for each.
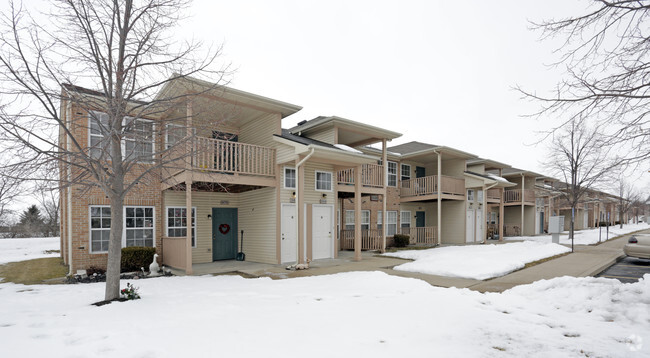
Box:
[0,237,60,264]
[0,272,647,357]
[333,143,363,153]
[383,242,571,280]
[506,223,649,245]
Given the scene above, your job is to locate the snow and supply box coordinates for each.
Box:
[0,237,60,265]
[486,172,511,184]
[0,272,647,357]
[383,242,571,280]
[333,143,363,153]
[506,223,650,245]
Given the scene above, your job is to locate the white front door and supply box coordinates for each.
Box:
[312,205,333,260]
[584,211,589,228]
[466,209,475,243]
[281,204,297,263]
[475,209,483,242]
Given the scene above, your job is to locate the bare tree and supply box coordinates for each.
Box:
[545,117,621,251]
[521,1,650,163]
[33,170,60,237]
[0,163,26,227]
[616,178,639,228]
[0,0,228,301]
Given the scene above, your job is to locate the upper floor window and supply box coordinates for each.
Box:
[467,189,475,201]
[88,111,154,162]
[315,171,332,191]
[401,164,411,181]
[89,111,109,159]
[387,161,397,187]
[284,167,296,189]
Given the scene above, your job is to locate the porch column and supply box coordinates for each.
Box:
[499,188,505,242]
[381,139,387,252]
[185,100,193,275]
[482,184,487,243]
[354,165,362,261]
[298,161,305,263]
[520,173,525,237]
[437,151,441,245]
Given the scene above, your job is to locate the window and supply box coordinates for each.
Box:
[401,211,411,228]
[345,210,355,230]
[361,210,370,230]
[167,207,196,247]
[124,118,154,162]
[467,189,475,201]
[401,164,411,181]
[90,206,111,253]
[315,171,332,191]
[477,190,483,203]
[284,167,296,189]
[387,161,397,187]
[89,111,109,159]
[377,211,382,231]
[386,211,398,236]
[125,207,155,247]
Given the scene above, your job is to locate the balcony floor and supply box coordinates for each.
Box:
[163,170,276,191]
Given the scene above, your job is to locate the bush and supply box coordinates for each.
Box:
[598,221,609,227]
[615,221,621,225]
[121,246,156,273]
[86,265,106,276]
[393,234,410,247]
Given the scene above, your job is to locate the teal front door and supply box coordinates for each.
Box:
[416,211,425,227]
[212,208,238,261]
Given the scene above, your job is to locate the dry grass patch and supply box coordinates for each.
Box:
[522,252,571,270]
[0,257,67,285]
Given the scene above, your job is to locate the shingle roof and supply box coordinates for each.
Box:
[275,129,338,149]
[387,141,439,154]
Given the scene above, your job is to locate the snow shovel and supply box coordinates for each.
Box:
[236,229,245,261]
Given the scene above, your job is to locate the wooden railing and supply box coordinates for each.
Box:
[401,175,464,198]
[191,136,276,176]
[337,164,384,187]
[486,188,501,201]
[503,189,535,203]
[339,229,383,250]
[400,226,437,245]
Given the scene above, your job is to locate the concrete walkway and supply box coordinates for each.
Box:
[178,228,649,293]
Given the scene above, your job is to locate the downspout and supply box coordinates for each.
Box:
[482,182,499,244]
[520,173,525,237]
[435,150,441,245]
[294,147,315,265]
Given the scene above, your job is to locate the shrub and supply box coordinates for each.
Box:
[86,265,106,276]
[393,234,410,247]
[121,246,156,273]
[598,221,609,227]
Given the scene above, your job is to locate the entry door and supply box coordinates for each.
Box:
[212,208,238,261]
[415,211,425,227]
[475,209,483,242]
[466,209,475,243]
[415,166,426,178]
[583,211,589,228]
[539,211,545,234]
[312,205,333,260]
[281,204,297,263]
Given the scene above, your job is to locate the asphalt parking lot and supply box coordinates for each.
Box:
[596,256,650,283]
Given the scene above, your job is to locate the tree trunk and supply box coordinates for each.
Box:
[105,197,124,300]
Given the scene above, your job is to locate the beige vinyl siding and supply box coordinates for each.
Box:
[440,200,466,244]
[164,190,240,264]
[276,142,296,165]
[239,113,280,148]
[442,159,466,177]
[307,128,336,144]
[303,162,335,205]
[239,187,276,264]
[524,206,536,235]
[464,176,483,189]
[467,163,485,174]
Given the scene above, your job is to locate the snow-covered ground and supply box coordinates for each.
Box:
[383,242,571,280]
[506,223,650,245]
[0,272,647,357]
[0,237,60,264]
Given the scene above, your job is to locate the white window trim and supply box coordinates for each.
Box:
[387,161,397,187]
[467,189,475,201]
[284,166,296,189]
[88,111,155,163]
[123,205,156,249]
[89,205,111,254]
[401,211,411,228]
[166,206,197,248]
[315,170,333,192]
[345,210,355,230]
[386,210,398,236]
[401,163,411,181]
[361,210,370,230]
[165,124,196,150]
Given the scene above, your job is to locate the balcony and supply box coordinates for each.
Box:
[503,189,535,205]
[163,136,276,190]
[400,175,465,201]
[486,188,501,202]
[337,164,384,193]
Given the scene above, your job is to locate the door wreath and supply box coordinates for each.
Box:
[218,223,230,235]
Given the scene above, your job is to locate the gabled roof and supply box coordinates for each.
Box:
[289,115,401,147]
[388,141,438,154]
[501,167,544,178]
[464,171,516,188]
[62,83,149,105]
[273,129,379,165]
[388,141,478,160]
[276,129,337,149]
[466,158,511,170]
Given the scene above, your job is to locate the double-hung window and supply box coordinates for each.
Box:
[387,161,397,187]
[125,207,155,247]
[90,206,111,253]
[401,211,411,228]
[386,211,398,236]
[124,117,154,162]
[167,207,196,247]
[361,210,370,230]
[377,211,382,231]
[401,164,411,181]
[284,167,296,189]
[89,111,109,159]
[315,171,332,191]
[345,210,355,230]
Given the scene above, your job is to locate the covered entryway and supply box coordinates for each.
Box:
[212,208,238,261]
[281,204,297,264]
[312,204,334,260]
